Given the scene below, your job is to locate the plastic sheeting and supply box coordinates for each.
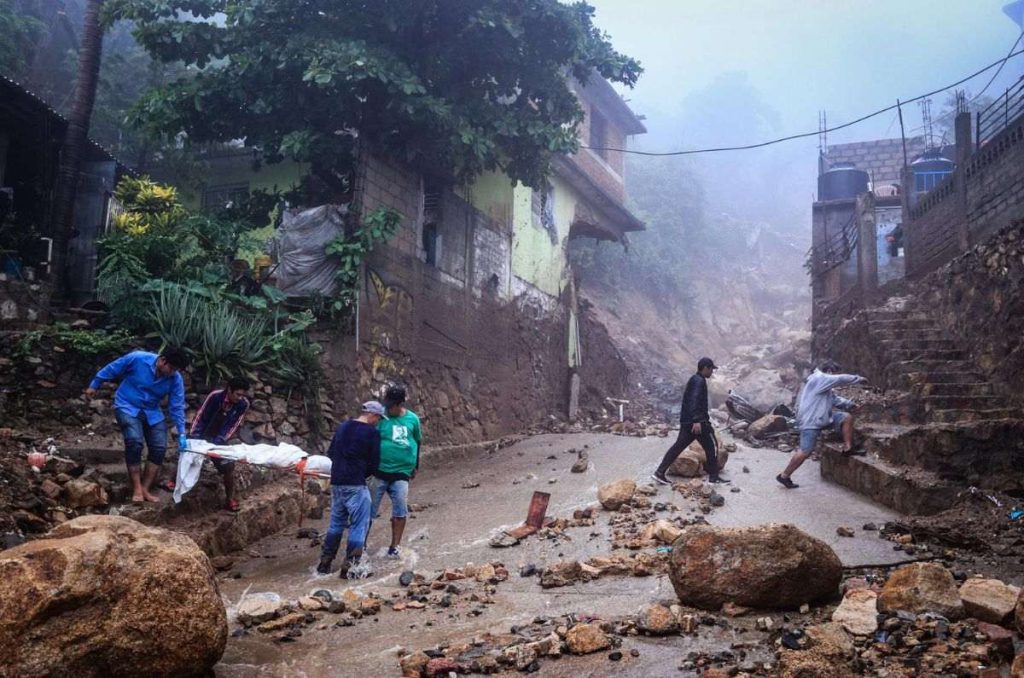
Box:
[173,439,313,502]
[274,204,347,297]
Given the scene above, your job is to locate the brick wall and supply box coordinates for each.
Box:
[905,116,1024,278]
[824,138,949,187]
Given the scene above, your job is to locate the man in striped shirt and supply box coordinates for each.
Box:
[185,376,251,511]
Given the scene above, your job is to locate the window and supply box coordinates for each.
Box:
[421,178,444,267]
[422,222,441,267]
[201,182,250,210]
[531,182,557,244]
[914,171,951,193]
[589,109,609,160]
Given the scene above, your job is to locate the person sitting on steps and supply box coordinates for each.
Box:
[777,360,865,489]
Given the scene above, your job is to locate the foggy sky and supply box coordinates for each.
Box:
[587,0,1022,237]
[590,0,1022,147]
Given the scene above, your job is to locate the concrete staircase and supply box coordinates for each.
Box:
[821,301,1024,515]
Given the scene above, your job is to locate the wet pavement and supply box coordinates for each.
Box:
[215,430,908,677]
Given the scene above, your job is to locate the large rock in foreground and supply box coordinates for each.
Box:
[0,515,227,677]
[878,562,964,620]
[668,524,842,610]
[1016,587,1024,635]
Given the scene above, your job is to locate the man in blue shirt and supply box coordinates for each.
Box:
[85,347,189,503]
[317,401,383,579]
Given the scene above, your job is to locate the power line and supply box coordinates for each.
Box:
[583,46,1024,158]
[906,30,1024,137]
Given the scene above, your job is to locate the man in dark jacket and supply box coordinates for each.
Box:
[652,357,728,485]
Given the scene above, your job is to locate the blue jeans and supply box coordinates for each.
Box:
[371,478,409,519]
[114,409,167,466]
[799,411,850,452]
[321,485,371,561]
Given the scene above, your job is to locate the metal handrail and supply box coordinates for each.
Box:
[806,210,858,278]
[977,74,1024,147]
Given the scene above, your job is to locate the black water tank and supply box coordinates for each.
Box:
[818,163,869,201]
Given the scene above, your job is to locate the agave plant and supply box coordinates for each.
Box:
[149,284,204,351]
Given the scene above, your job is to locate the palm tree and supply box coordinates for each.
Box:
[50,0,105,299]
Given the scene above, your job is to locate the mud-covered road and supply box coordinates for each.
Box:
[214,430,906,677]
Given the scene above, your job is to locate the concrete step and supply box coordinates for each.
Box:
[820,450,960,516]
[878,338,958,351]
[919,382,995,397]
[931,408,1024,423]
[860,420,1024,480]
[871,328,948,342]
[887,348,967,362]
[864,311,937,325]
[922,395,1009,411]
[869,318,943,332]
[891,360,976,375]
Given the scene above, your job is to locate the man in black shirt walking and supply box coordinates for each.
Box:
[652,357,728,485]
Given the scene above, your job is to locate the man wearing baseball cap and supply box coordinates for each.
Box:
[652,357,728,485]
[316,400,384,578]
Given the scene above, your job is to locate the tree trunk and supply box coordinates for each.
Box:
[50,0,105,300]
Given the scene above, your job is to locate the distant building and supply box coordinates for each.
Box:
[0,75,129,310]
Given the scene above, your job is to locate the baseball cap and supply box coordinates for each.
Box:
[361,400,386,416]
[697,357,717,370]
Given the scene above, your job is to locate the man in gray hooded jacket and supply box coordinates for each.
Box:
[776,360,864,489]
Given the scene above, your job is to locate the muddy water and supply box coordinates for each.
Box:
[214,432,901,676]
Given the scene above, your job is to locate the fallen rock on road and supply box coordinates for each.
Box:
[597,479,636,510]
[668,523,842,610]
[878,562,965,620]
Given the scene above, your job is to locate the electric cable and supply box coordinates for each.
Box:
[582,46,1024,157]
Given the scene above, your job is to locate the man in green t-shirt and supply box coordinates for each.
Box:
[371,384,422,559]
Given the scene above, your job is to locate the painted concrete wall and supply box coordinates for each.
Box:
[510,174,583,299]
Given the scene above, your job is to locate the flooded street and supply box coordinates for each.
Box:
[215,431,906,676]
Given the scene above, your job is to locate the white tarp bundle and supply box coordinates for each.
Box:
[173,439,329,503]
[274,204,347,297]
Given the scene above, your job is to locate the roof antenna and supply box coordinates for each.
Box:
[918,97,935,150]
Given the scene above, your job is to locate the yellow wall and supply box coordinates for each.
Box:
[510,175,580,298]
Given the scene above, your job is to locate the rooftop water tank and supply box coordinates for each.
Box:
[911,149,954,194]
[818,163,869,201]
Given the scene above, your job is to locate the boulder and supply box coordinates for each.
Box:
[564,623,610,654]
[667,440,731,477]
[831,589,878,636]
[638,604,678,635]
[747,414,788,439]
[959,578,1020,625]
[779,622,855,678]
[1013,653,1024,678]
[0,515,227,677]
[63,478,108,509]
[668,524,842,610]
[733,368,794,413]
[400,651,430,677]
[878,562,964,619]
[236,592,284,625]
[1017,587,1024,635]
[640,520,683,544]
[597,479,636,510]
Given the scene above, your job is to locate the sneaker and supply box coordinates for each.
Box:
[651,472,671,486]
[316,557,334,575]
[707,476,730,484]
[386,546,401,559]
[776,474,799,489]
